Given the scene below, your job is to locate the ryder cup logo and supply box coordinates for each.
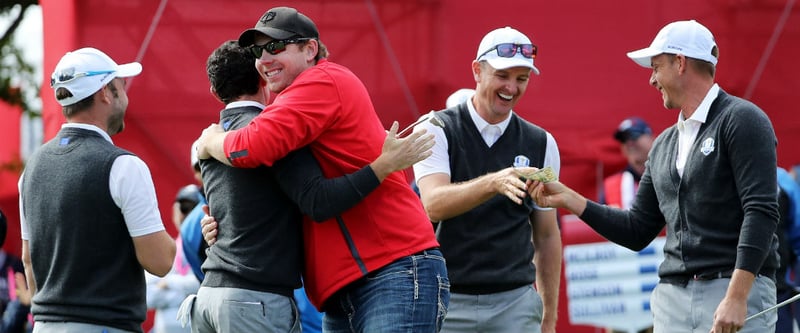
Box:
[513,155,530,168]
[700,137,715,156]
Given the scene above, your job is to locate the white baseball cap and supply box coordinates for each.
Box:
[627,20,717,68]
[50,47,142,106]
[476,27,540,75]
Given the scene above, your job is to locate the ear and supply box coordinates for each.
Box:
[675,54,688,74]
[98,84,114,104]
[471,61,481,83]
[209,86,222,103]
[305,39,319,63]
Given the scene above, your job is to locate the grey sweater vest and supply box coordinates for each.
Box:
[22,127,145,332]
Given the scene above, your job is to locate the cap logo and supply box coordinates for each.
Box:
[261,11,276,24]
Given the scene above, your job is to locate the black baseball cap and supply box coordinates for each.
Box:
[175,184,201,215]
[238,7,319,47]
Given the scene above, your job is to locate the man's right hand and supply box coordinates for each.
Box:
[201,205,218,246]
[492,166,535,205]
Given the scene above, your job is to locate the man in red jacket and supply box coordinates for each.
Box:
[195,6,449,333]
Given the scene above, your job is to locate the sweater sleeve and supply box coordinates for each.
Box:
[580,200,665,251]
[273,147,380,222]
[725,103,779,274]
[579,163,667,251]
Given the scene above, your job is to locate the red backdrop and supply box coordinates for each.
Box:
[1,0,795,331]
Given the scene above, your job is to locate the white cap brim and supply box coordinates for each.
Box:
[116,62,143,78]
[485,57,540,75]
[626,47,662,68]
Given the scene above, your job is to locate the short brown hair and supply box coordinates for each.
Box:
[57,81,118,118]
[688,45,718,77]
[297,38,328,63]
[56,88,94,117]
[315,39,329,62]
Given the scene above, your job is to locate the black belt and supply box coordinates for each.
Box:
[660,269,734,287]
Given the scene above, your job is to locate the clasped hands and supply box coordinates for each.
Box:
[499,167,569,208]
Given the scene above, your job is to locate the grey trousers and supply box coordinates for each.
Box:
[441,285,543,333]
[651,275,776,333]
[183,286,301,333]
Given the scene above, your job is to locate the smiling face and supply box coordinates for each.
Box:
[472,61,531,124]
[649,53,682,110]
[252,33,317,94]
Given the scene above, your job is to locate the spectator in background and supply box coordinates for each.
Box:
[0,209,30,333]
[19,47,175,332]
[173,184,202,233]
[445,89,475,110]
[146,182,202,333]
[178,142,208,282]
[601,118,656,333]
[600,117,654,210]
[293,287,322,333]
[777,167,800,333]
[791,165,800,188]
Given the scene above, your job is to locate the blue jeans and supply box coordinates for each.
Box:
[323,248,450,333]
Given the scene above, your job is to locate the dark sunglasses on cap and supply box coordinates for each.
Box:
[477,43,537,60]
[50,69,115,87]
[248,38,313,57]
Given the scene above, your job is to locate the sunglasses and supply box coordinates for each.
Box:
[50,69,115,87]
[477,43,537,60]
[249,38,312,57]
